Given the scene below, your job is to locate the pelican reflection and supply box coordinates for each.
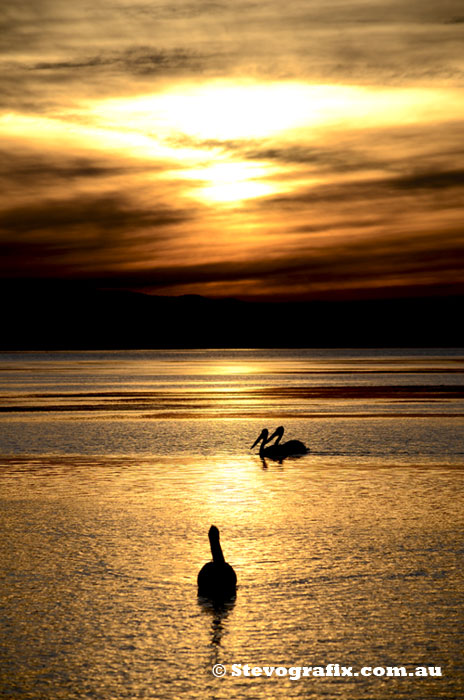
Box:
[198,594,235,669]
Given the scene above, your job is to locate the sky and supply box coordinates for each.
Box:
[1,0,464,301]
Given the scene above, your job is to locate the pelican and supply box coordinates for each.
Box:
[251,426,309,460]
[197,525,237,600]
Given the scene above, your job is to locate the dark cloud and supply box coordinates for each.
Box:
[0,150,151,189]
[128,2,228,20]
[2,186,463,298]
[243,143,384,175]
[0,46,231,110]
[28,46,224,77]
[445,16,464,24]
[0,190,195,279]
[71,223,464,300]
[388,169,464,191]
[289,218,388,235]
[0,194,188,236]
[265,166,464,209]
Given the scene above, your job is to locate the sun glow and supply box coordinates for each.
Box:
[178,160,277,203]
[4,80,463,207]
[87,81,462,143]
[90,81,323,141]
[81,81,464,205]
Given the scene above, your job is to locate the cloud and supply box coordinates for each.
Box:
[127,2,228,21]
[388,169,464,191]
[8,216,458,301]
[0,193,189,235]
[243,143,384,176]
[445,16,464,24]
[142,224,464,299]
[2,0,464,111]
[0,149,148,189]
[262,164,464,210]
[28,46,224,77]
[1,0,464,302]
[0,188,196,280]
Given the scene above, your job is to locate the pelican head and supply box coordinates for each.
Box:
[267,425,284,444]
[250,428,269,450]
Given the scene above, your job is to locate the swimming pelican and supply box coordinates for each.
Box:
[197,525,237,599]
[251,426,309,460]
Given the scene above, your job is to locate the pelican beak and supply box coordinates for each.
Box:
[250,430,265,449]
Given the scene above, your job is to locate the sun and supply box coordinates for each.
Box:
[177,160,277,204]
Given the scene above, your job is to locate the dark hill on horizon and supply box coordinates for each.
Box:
[0,282,462,349]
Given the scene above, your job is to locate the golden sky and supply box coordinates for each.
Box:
[1,0,464,300]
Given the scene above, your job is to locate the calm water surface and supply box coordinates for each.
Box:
[1,349,463,699]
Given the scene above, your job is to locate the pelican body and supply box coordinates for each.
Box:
[197,525,237,600]
[251,426,309,460]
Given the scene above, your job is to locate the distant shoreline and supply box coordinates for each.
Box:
[1,286,462,350]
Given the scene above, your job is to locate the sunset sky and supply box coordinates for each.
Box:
[1,0,464,301]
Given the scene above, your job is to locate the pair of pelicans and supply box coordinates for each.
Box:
[198,426,309,600]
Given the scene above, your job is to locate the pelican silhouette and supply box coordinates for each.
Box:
[197,525,237,600]
[251,426,309,460]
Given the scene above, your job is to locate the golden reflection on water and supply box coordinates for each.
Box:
[1,453,464,699]
[1,349,464,699]
[206,362,267,375]
[1,348,463,425]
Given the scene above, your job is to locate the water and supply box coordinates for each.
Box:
[0,349,463,699]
